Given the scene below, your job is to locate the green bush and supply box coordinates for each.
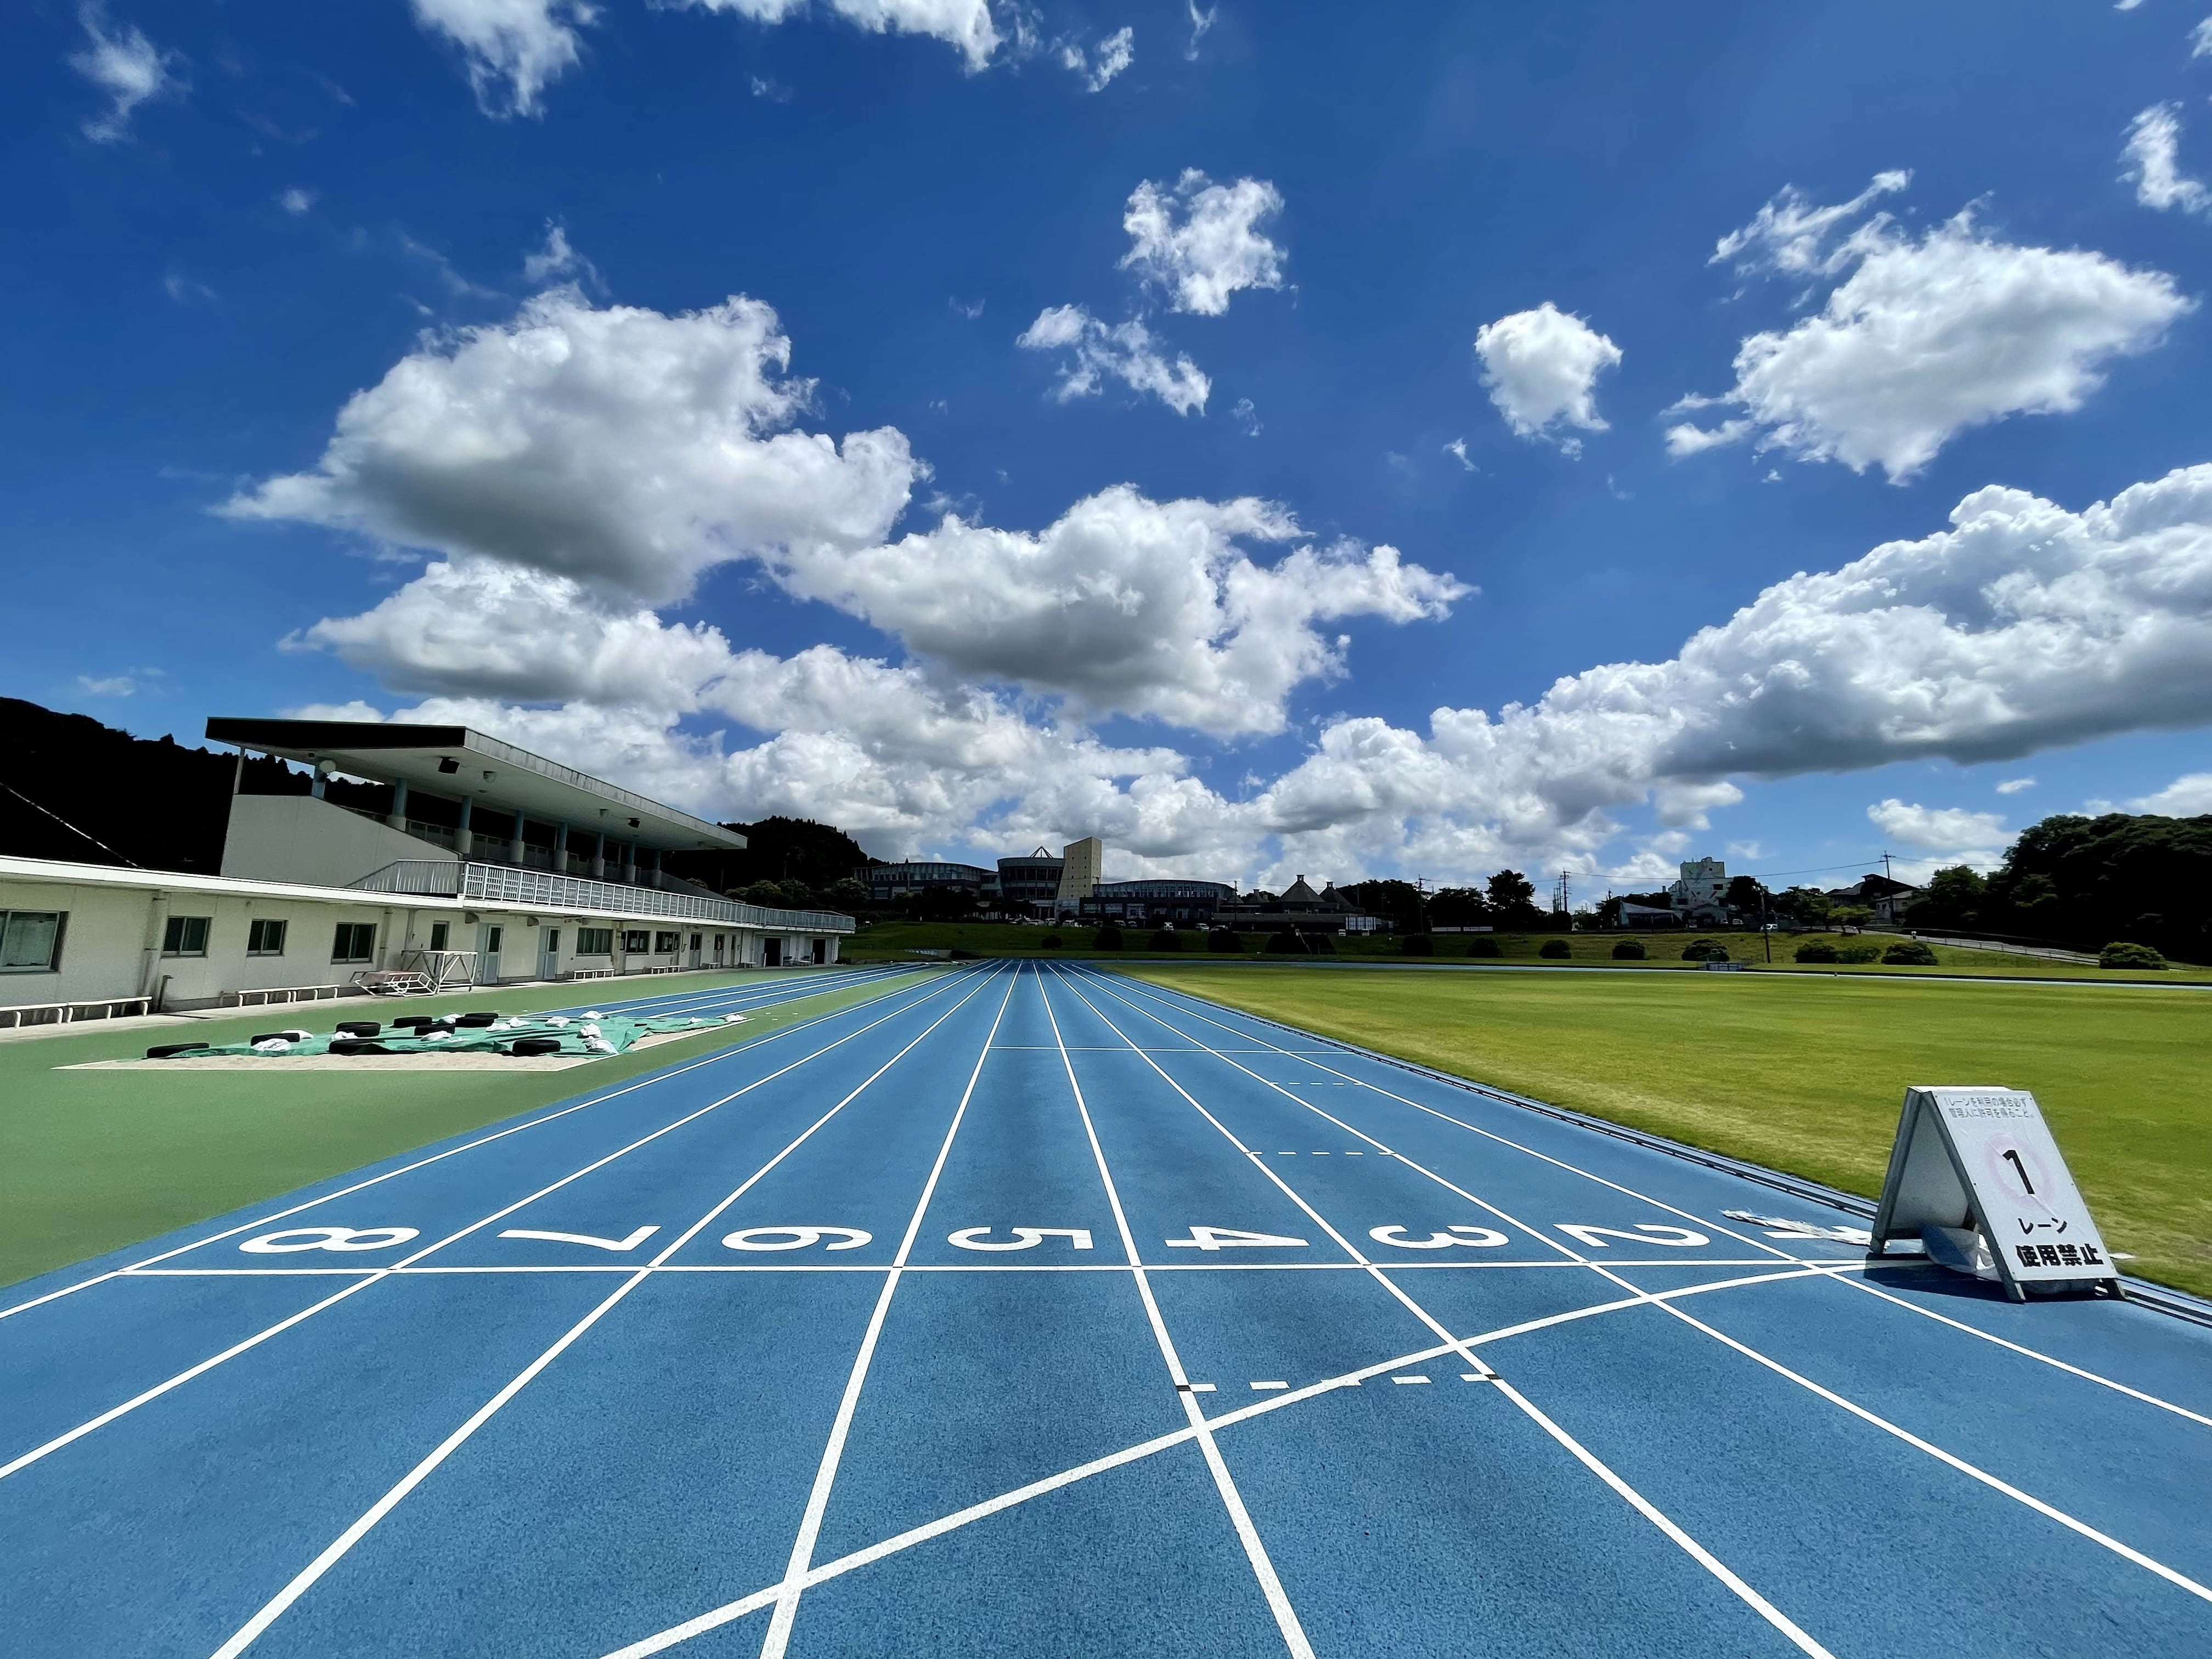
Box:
[1681,939,1729,962]
[1265,930,1309,955]
[2100,940,2168,970]
[1882,940,1939,966]
[1794,942,1839,963]
[1466,936,1503,958]
[1149,928,1181,951]
[1309,933,1336,955]
[1539,939,1571,959]
[1039,933,1062,950]
[1092,927,1124,951]
[1402,934,1434,956]
[1207,929,1243,953]
[1611,939,1646,960]
[1835,944,1881,963]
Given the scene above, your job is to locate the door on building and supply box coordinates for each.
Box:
[811,937,827,965]
[539,927,560,980]
[763,937,783,968]
[479,924,504,984]
[712,932,726,965]
[689,931,703,969]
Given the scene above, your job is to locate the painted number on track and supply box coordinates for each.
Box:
[1162,1226,1310,1251]
[947,1227,1094,1251]
[1369,1225,1511,1249]
[1555,1223,1710,1249]
[240,1226,421,1254]
[720,1226,874,1252]
[498,1227,659,1252]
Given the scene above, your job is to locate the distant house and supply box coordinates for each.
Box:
[1215,874,1380,935]
[1824,873,1922,926]
[1619,900,1682,930]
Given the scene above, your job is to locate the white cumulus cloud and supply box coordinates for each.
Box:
[2124,103,2211,215]
[1672,177,2190,481]
[1472,303,1623,454]
[1017,304,1210,414]
[222,287,919,606]
[679,0,1000,70]
[410,0,595,117]
[1120,171,1287,316]
[69,4,182,143]
[1866,799,2010,851]
[1995,776,2036,794]
[2129,772,2212,814]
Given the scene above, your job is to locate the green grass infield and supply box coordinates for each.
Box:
[1125,962,2212,1301]
[0,967,925,1292]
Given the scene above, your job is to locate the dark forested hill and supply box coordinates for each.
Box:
[663,815,879,895]
[0,699,313,873]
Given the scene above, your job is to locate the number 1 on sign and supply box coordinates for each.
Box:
[1161,1226,1309,1251]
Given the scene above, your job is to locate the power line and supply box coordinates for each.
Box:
[0,778,145,868]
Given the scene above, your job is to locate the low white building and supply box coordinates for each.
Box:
[0,717,854,1020]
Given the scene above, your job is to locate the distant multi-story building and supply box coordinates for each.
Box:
[1671,857,1728,918]
[1054,837,1103,913]
[860,861,997,904]
[1080,878,1237,928]
[996,847,1065,915]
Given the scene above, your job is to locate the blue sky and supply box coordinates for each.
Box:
[8,0,2212,893]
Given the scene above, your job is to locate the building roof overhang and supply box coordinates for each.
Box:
[205,719,745,854]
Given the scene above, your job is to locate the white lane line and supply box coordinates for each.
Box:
[0,969,981,1486]
[0,966,938,1327]
[1053,966,1837,1659]
[207,963,1013,1659]
[1827,1274,2212,1432]
[1390,1375,1430,1385]
[1251,1381,1289,1391]
[597,1264,1851,1657]
[118,1256,1836,1278]
[1039,967,1318,1659]
[756,962,1022,1659]
[1649,1298,2212,1607]
[1097,969,2212,1610]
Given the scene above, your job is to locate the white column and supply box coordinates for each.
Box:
[387,778,409,830]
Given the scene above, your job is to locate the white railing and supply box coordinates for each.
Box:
[0,996,152,1029]
[347,860,854,933]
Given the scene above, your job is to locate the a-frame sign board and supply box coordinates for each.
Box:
[1869,1086,2120,1303]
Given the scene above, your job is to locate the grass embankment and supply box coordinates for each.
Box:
[845,921,2204,983]
[0,967,923,1291]
[1128,964,2212,1300]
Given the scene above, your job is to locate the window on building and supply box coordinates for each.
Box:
[484,926,503,957]
[332,922,377,963]
[654,931,681,953]
[162,915,211,957]
[577,928,614,956]
[689,933,702,951]
[428,921,450,951]
[622,929,651,953]
[0,910,66,972]
[246,918,287,956]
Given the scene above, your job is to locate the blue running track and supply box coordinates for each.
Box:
[2,960,2208,1657]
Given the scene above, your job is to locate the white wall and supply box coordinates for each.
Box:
[221,794,433,888]
[0,876,404,1008]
